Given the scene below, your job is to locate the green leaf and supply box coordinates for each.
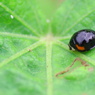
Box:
[0,0,95,95]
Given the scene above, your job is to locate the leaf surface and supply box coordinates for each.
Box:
[0,0,95,95]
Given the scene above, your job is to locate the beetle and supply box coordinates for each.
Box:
[69,29,95,52]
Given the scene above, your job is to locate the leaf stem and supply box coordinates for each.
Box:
[0,40,43,68]
[46,41,53,95]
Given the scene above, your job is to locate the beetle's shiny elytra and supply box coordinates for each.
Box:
[69,29,95,52]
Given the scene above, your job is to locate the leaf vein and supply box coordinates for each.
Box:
[46,42,53,95]
[63,8,95,35]
[0,2,40,36]
[0,40,43,68]
[56,40,95,66]
[0,32,39,40]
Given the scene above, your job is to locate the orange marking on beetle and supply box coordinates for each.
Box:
[76,44,85,50]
